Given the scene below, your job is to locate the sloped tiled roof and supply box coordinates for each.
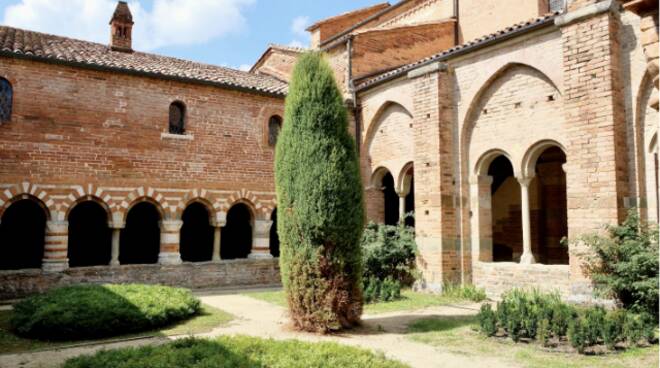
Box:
[0,26,288,97]
[355,12,560,91]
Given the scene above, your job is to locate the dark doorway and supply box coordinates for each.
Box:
[488,155,521,262]
[180,202,214,262]
[382,172,399,226]
[0,199,46,269]
[221,203,252,259]
[534,146,568,265]
[404,174,415,228]
[68,201,111,267]
[270,208,279,257]
[120,201,160,264]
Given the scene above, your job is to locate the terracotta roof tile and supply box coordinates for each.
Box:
[0,26,288,96]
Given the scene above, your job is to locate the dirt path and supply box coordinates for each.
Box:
[0,293,518,368]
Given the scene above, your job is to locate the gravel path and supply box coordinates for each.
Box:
[0,293,518,368]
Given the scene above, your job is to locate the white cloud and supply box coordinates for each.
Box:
[290,15,309,38]
[3,0,254,51]
[288,15,310,48]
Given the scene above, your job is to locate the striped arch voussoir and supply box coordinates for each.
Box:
[0,181,53,219]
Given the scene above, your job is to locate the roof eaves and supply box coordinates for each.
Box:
[0,50,287,98]
[319,0,414,48]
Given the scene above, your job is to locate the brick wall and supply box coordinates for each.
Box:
[0,57,283,223]
[352,20,455,79]
[473,262,571,298]
[458,0,549,43]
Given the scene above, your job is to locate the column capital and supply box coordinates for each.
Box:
[108,221,125,229]
[516,176,534,187]
[210,219,226,228]
[159,219,183,231]
[254,219,273,237]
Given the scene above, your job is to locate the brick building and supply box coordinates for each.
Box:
[0,0,658,300]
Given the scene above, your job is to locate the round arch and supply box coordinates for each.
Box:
[123,196,165,222]
[474,149,516,177]
[520,140,567,179]
[65,195,112,221]
[397,162,414,195]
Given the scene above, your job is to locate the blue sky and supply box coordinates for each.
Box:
[0,0,380,70]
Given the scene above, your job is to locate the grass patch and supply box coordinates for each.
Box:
[62,335,408,368]
[243,289,475,315]
[0,304,233,355]
[408,315,659,368]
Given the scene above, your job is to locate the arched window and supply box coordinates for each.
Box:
[0,78,12,123]
[169,101,185,134]
[268,115,282,147]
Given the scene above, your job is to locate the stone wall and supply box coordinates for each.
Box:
[0,258,280,300]
[473,262,571,298]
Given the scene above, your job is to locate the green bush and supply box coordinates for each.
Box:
[478,304,497,337]
[583,209,659,320]
[62,336,407,368]
[11,284,200,340]
[479,289,656,354]
[363,277,402,303]
[275,52,365,332]
[362,222,417,286]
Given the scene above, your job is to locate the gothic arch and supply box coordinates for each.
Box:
[364,100,413,153]
[462,63,564,181]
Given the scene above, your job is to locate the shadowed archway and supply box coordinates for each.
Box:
[221,203,253,259]
[68,201,111,267]
[120,201,161,264]
[180,202,214,262]
[0,199,47,269]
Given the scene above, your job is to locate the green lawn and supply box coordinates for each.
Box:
[407,315,659,368]
[62,335,409,368]
[242,289,476,314]
[0,304,233,355]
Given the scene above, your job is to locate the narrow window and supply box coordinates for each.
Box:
[0,78,13,123]
[268,115,282,147]
[169,101,185,134]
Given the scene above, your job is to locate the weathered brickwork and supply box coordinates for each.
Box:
[0,258,280,300]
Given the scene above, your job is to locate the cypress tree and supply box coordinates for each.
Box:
[275,52,364,332]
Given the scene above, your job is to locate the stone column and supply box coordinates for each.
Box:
[398,192,407,222]
[211,220,225,262]
[158,219,183,265]
[248,219,273,259]
[109,221,124,266]
[42,220,69,272]
[470,175,494,262]
[517,177,535,264]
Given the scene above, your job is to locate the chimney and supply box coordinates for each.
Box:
[109,1,134,52]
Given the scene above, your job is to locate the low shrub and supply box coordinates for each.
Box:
[582,209,659,320]
[363,277,402,303]
[11,284,201,340]
[442,284,487,302]
[62,336,408,368]
[362,222,417,286]
[478,289,656,354]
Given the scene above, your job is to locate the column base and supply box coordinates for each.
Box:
[158,252,182,265]
[520,252,536,264]
[109,259,120,267]
[248,251,274,260]
[42,259,69,273]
